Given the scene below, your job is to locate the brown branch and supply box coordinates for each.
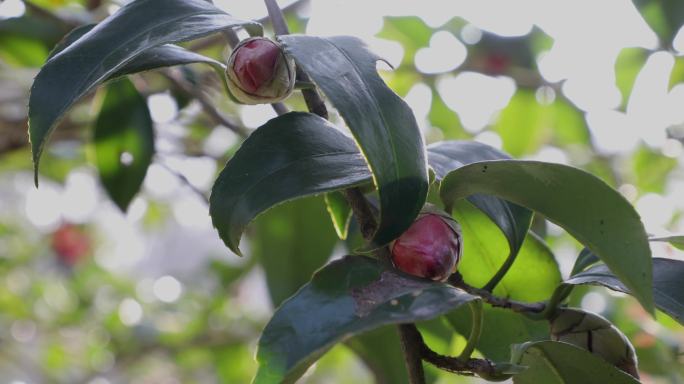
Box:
[401,323,499,378]
[398,324,427,384]
[156,161,209,205]
[448,273,546,314]
[342,188,378,239]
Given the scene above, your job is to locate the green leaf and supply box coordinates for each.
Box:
[428,140,533,272]
[650,235,684,250]
[446,305,549,362]
[324,192,353,240]
[427,89,467,139]
[0,12,66,67]
[563,258,684,325]
[279,35,429,247]
[29,0,260,183]
[440,160,654,314]
[494,91,549,157]
[48,24,226,77]
[251,196,338,306]
[453,200,560,302]
[254,255,478,384]
[0,35,49,67]
[494,91,589,155]
[632,145,677,193]
[93,78,154,211]
[512,341,640,383]
[210,112,370,255]
[376,16,432,67]
[615,48,647,106]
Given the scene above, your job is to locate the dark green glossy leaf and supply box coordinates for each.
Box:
[29,0,260,183]
[210,112,369,255]
[324,192,353,240]
[563,258,684,324]
[440,160,654,314]
[93,78,154,211]
[428,140,533,273]
[570,248,601,276]
[254,255,478,384]
[650,235,684,250]
[48,24,225,77]
[447,305,548,362]
[251,196,338,306]
[346,327,408,384]
[512,341,640,383]
[279,35,428,247]
[453,200,560,302]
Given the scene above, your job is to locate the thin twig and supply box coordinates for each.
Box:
[157,161,209,205]
[160,69,249,138]
[448,273,546,314]
[342,188,377,240]
[401,323,499,378]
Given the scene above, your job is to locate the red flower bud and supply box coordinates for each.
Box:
[226,37,295,105]
[51,223,90,267]
[391,210,462,281]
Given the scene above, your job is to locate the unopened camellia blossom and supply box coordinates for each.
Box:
[391,208,462,281]
[225,37,296,105]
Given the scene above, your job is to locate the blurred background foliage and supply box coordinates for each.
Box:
[1,0,684,383]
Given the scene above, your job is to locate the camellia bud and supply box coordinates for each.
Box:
[225,37,296,105]
[550,308,639,378]
[391,207,462,281]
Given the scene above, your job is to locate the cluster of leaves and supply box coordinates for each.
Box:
[10,0,684,382]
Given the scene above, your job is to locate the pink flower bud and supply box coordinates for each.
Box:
[226,37,295,105]
[391,210,462,281]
